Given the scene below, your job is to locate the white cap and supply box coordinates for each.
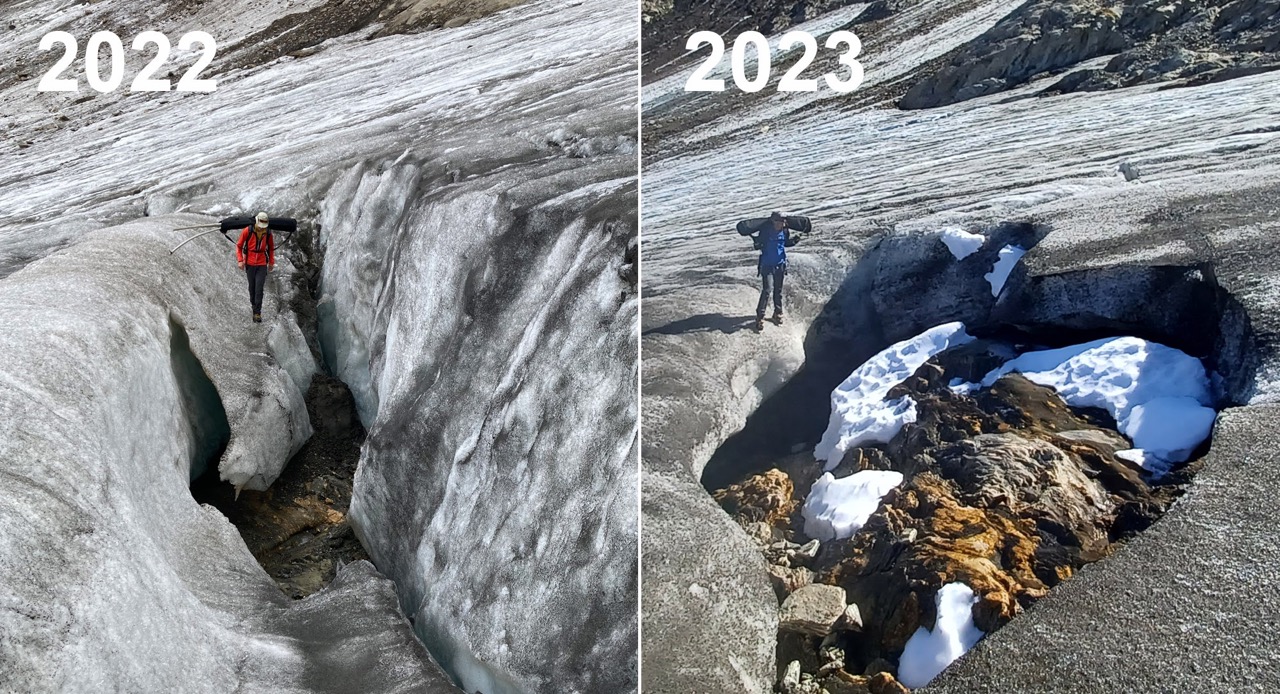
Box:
[255,211,269,226]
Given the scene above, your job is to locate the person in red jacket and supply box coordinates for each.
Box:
[236,211,275,323]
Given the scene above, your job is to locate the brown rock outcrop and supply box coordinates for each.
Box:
[714,468,798,526]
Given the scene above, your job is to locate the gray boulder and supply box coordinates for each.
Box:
[779,584,849,636]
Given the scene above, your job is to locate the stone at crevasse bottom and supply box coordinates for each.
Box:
[712,343,1198,689]
[714,468,797,525]
[780,584,848,636]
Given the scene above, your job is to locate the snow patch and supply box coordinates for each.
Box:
[802,470,904,541]
[939,228,985,260]
[981,337,1216,476]
[815,322,974,470]
[898,582,985,688]
[984,244,1026,297]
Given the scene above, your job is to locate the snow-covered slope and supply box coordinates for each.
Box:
[0,0,638,692]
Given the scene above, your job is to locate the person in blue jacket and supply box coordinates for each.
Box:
[753,212,801,330]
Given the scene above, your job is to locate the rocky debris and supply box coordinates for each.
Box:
[780,584,850,636]
[901,1,1127,108]
[749,520,786,546]
[769,564,818,598]
[715,468,799,526]
[840,603,864,631]
[854,0,908,25]
[781,659,804,691]
[901,0,1280,109]
[192,374,370,599]
[717,341,1202,688]
[867,672,911,694]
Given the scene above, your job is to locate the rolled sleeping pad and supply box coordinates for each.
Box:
[735,215,812,235]
[219,216,299,234]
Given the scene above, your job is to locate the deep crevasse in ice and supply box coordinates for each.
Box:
[0,221,455,693]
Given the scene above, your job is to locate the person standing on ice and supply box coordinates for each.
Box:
[236,212,276,323]
[753,211,800,331]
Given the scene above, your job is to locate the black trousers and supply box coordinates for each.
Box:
[757,264,785,319]
[245,265,268,313]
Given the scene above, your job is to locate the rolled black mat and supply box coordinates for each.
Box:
[219,216,298,233]
[735,215,812,235]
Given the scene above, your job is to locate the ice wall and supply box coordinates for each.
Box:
[323,160,639,694]
[0,219,457,692]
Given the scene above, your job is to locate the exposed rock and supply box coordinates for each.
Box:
[868,671,911,694]
[901,1,1127,109]
[795,539,822,564]
[1054,428,1130,451]
[780,584,849,636]
[768,564,817,599]
[823,671,873,694]
[746,520,782,546]
[863,658,894,677]
[839,602,864,632]
[902,0,1280,108]
[782,660,803,691]
[733,348,1187,683]
[935,432,1116,559]
[715,468,800,526]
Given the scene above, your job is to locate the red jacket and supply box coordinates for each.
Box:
[236,227,275,266]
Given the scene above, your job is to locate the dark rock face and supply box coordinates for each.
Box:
[711,346,1200,689]
[900,0,1280,109]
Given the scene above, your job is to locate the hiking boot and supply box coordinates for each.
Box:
[771,311,784,325]
[754,317,765,331]
[253,312,262,323]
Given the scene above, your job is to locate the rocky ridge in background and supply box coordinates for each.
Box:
[714,344,1198,692]
[901,0,1280,109]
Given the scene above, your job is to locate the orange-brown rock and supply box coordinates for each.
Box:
[713,468,797,526]
[728,345,1194,689]
[868,671,910,694]
[822,670,872,694]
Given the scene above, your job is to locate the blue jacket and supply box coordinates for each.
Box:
[757,227,797,273]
